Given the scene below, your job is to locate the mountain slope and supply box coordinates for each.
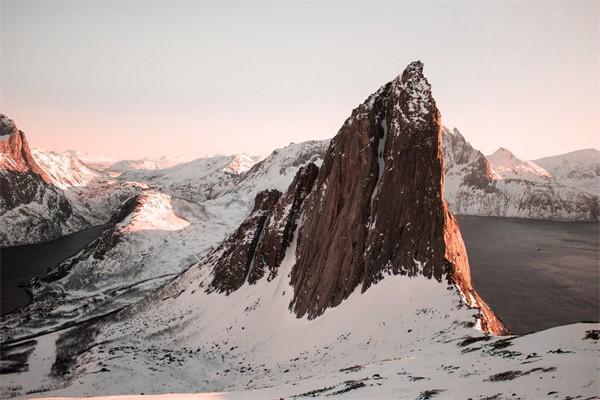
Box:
[32,149,100,189]
[534,148,600,195]
[0,115,89,246]
[487,147,552,182]
[0,63,597,400]
[442,128,599,220]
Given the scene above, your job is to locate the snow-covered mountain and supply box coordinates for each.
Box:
[0,115,143,246]
[534,148,600,196]
[3,62,596,400]
[116,154,257,203]
[0,140,329,344]
[443,128,599,221]
[487,147,552,182]
[32,149,101,189]
[65,150,116,170]
[0,115,91,246]
[107,156,192,173]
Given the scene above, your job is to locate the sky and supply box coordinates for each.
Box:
[1,0,598,161]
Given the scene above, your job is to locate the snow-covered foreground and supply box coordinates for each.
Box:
[5,230,598,399]
[32,319,599,400]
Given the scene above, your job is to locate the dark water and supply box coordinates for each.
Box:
[0,226,104,316]
[458,216,600,334]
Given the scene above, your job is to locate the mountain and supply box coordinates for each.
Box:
[107,156,191,173]
[0,140,329,342]
[442,128,599,220]
[117,154,258,203]
[0,67,597,399]
[0,115,89,246]
[32,149,100,189]
[487,147,552,182]
[65,150,116,170]
[534,148,600,196]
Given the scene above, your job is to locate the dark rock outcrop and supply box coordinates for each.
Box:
[206,163,320,293]
[247,163,319,284]
[289,62,507,334]
[0,114,51,182]
[207,189,282,294]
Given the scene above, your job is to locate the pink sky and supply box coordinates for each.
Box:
[1,0,598,161]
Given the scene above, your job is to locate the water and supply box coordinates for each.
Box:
[0,226,104,316]
[458,216,599,334]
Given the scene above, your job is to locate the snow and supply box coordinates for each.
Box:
[119,192,190,232]
[107,156,191,173]
[443,129,599,221]
[534,148,600,196]
[32,149,100,189]
[487,147,552,182]
[15,235,599,399]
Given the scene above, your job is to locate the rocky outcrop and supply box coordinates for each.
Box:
[289,62,507,334]
[0,115,86,246]
[0,114,51,182]
[207,163,321,293]
[247,163,319,284]
[207,189,282,294]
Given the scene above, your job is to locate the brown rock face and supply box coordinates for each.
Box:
[290,62,507,335]
[207,189,282,294]
[0,114,51,183]
[247,163,319,284]
[207,164,320,293]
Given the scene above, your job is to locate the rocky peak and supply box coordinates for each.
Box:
[289,62,507,334]
[0,114,51,183]
[207,189,282,294]
[206,162,321,293]
[247,162,319,284]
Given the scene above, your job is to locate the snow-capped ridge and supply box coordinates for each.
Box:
[487,147,552,182]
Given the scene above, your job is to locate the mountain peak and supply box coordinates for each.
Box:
[0,114,18,138]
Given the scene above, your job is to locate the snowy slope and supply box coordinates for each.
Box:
[6,238,598,399]
[117,154,256,203]
[0,141,329,345]
[32,149,101,189]
[107,156,191,173]
[64,150,116,171]
[534,148,600,196]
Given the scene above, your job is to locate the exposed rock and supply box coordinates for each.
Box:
[247,163,319,284]
[289,62,507,334]
[0,114,51,182]
[207,189,282,294]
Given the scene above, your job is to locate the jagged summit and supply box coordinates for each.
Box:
[289,62,505,334]
[0,113,17,137]
[0,114,51,182]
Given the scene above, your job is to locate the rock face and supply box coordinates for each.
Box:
[289,62,506,334]
[208,163,320,293]
[0,114,51,181]
[208,189,283,294]
[247,163,319,284]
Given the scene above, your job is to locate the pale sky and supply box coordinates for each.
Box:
[1,0,598,160]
